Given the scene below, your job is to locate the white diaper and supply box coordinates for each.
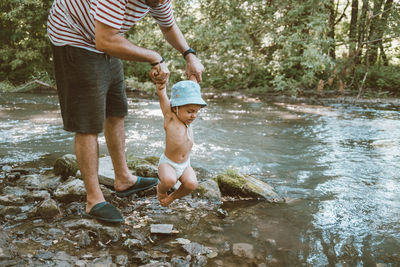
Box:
[158,153,190,179]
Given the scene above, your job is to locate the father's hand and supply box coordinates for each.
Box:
[149,61,170,89]
[185,54,204,83]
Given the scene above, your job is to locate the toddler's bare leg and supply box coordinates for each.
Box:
[157,163,177,204]
[160,166,198,207]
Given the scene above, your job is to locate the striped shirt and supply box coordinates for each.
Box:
[47,0,175,53]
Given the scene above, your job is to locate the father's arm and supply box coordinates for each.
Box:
[159,24,205,83]
[95,21,169,86]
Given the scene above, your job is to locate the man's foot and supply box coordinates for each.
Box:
[115,176,159,197]
[86,202,124,223]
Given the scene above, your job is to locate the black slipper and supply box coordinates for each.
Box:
[115,176,159,197]
[86,202,124,223]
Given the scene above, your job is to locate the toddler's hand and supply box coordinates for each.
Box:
[149,62,170,85]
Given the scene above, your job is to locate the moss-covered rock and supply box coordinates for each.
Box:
[126,154,155,169]
[144,156,160,166]
[54,154,79,180]
[215,169,283,203]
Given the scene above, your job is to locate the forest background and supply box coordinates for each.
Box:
[1,0,400,98]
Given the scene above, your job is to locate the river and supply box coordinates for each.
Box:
[1,92,399,265]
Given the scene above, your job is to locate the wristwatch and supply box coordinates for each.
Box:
[183,48,196,59]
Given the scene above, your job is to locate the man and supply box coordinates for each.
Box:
[47,0,204,223]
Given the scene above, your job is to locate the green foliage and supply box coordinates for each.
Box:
[1,0,399,96]
[359,65,400,93]
[0,0,53,84]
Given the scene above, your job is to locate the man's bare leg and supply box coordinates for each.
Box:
[104,116,137,191]
[75,133,105,213]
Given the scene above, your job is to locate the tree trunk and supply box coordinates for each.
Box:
[356,0,369,64]
[366,0,385,65]
[349,0,358,57]
[374,0,394,64]
[327,0,336,59]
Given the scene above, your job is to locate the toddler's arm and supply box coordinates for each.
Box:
[156,82,172,118]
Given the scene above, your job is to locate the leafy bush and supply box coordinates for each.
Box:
[0,0,53,84]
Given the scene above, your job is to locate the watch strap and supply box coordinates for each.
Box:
[183,48,196,59]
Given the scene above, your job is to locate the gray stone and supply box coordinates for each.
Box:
[53,178,86,202]
[115,255,128,266]
[150,224,174,234]
[124,238,143,248]
[232,243,255,259]
[78,230,91,247]
[0,194,25,206]
[98,156,115,187]
[170,257,190,267]
[193,179,222,203]
[182,242,211,256]
[33,198,61,218]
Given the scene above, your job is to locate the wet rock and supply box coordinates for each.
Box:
[192,255,208,267]
[18,174,63,191]
[31,198,61,219]
[139,262,171,267]
[132,251,150,264]
[116,255,128,266]
[215,169,284,202]
[0,247,11,260]
[175,238,191,245]
[78,230,91,247]
[0,194,25,206]
[54,154,79,179]
[170,256,190,267]
[48,228,66,239]
[182,242,211,256]
[124,238,143,248]
[53,177,86,202]
[232,243,255,259]
[27,190,51,201]
[215,208,228,218]
[194,179,222,203]
[87,256,116,267]
[0,205,21,217]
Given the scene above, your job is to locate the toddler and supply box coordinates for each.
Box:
[155,79,207,206]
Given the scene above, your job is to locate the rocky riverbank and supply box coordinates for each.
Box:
[0,155,289,267]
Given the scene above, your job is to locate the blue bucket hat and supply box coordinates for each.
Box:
[170,81,207,107]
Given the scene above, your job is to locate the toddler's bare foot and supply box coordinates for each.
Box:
[159,195,175,207]
[157,184,168,202]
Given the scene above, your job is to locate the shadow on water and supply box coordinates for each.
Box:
[1,92,400,265]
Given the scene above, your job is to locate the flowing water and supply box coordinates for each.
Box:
[1,92,400,265]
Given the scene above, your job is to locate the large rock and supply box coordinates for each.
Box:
[98,156,115,187]
[31,198,62,219]
[53,178,86,202]
[54,154,79,179]
[215,169,284,203]
[193,179,222,203]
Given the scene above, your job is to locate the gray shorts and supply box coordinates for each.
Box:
[52,45,127,134]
